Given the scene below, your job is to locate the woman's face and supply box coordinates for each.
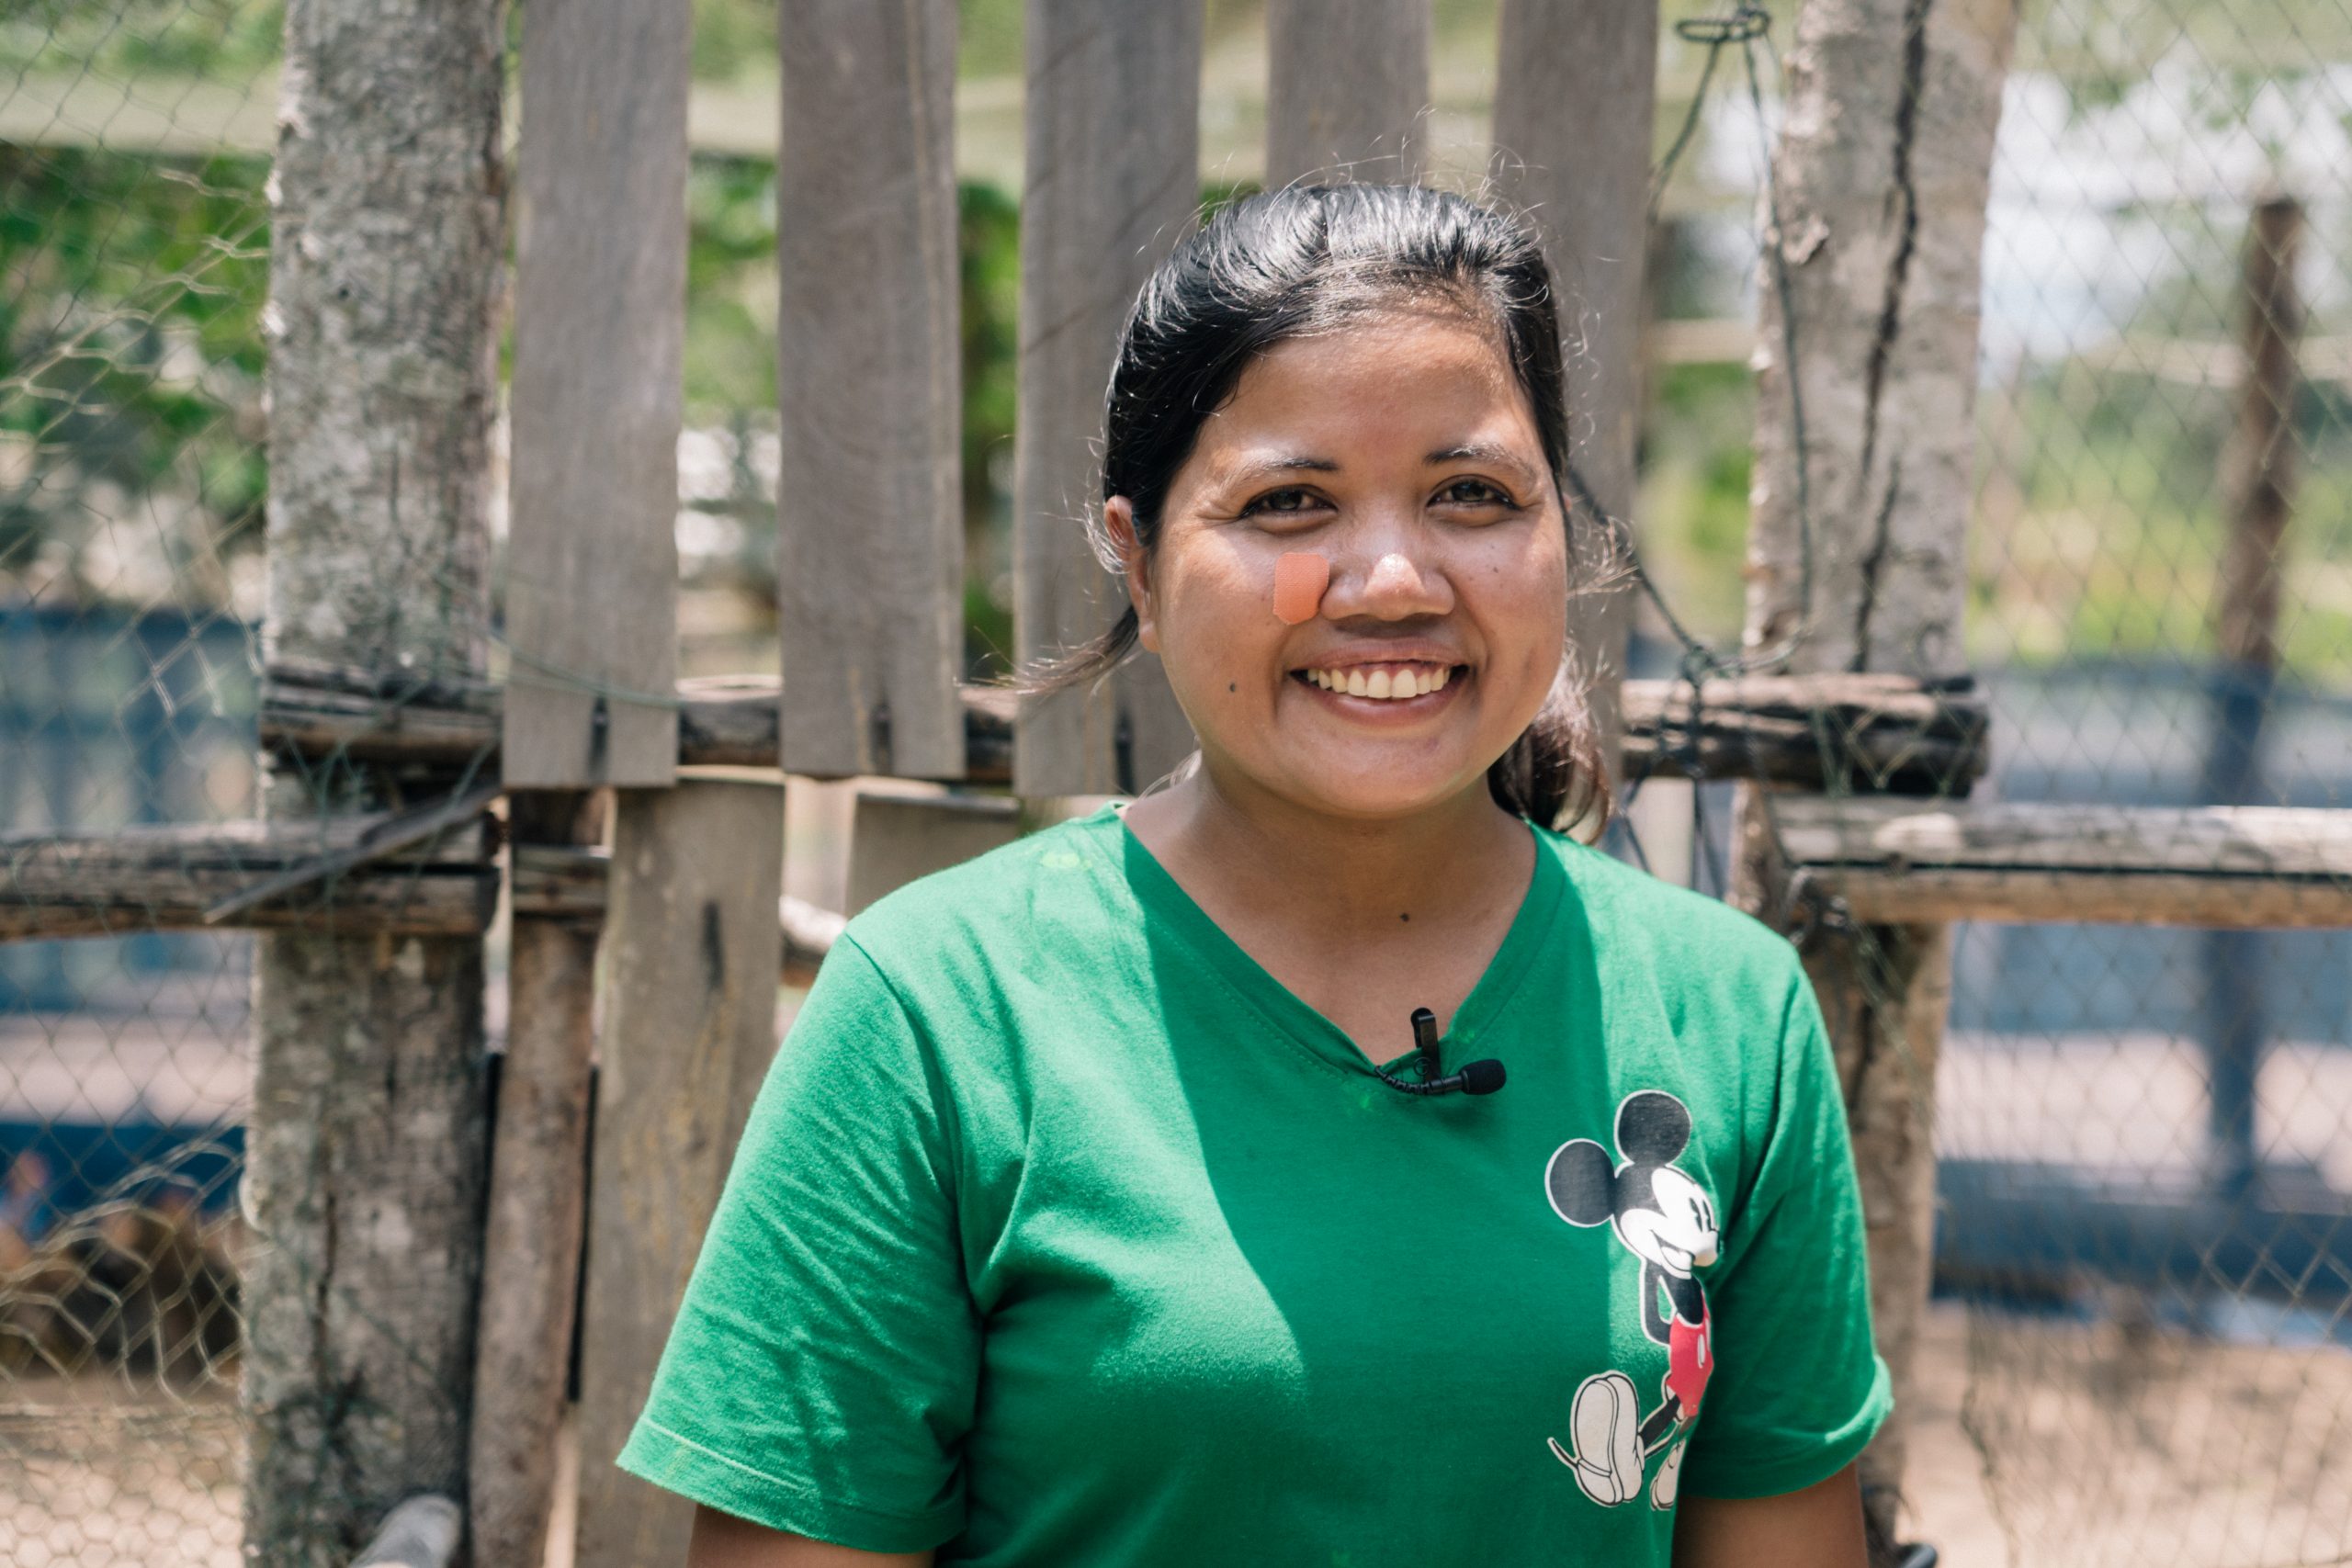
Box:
[1114,305,1570,823]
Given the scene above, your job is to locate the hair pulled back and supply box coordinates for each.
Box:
[1029,182,1611,832]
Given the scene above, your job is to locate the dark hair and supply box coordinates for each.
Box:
[1026,183,1611,833]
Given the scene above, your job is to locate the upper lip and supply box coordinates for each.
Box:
[1288,643,1468,672]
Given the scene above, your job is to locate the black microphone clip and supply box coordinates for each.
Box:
[1374,1006,1507,1097]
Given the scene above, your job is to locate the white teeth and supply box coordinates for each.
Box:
[1303,665,1457,700]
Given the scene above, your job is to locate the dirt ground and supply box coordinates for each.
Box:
[6,1303,2347,1567]
[0,1375,242,1568]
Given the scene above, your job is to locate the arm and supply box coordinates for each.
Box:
[1670,1462,1868,1568]
[688,1505,933,1568]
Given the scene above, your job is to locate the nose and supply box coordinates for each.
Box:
[1325,521,1453,622]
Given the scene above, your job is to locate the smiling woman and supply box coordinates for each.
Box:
[616,186,1887,1568]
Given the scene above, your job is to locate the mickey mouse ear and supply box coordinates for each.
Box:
[1545,1138,1615,1227]
[1615,1091,1693,1164]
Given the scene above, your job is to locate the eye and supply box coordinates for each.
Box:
[1238,485,1325,518]
[1433,477,1517,510]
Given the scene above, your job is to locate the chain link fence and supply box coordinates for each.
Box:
[1621,4,2352,1563]
[4,2,2349,1566]
[1,5,273,1564]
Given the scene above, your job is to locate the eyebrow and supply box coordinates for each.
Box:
[1209,453,1341,489]
[1214,444,1538,488]
[1426,441,1540,475]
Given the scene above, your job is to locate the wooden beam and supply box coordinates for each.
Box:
[1620,673,1986,793]
[261,662,1974,790]
[1012,0,1201,796]
[502,0,686,787]
[469,792,604,1568]
[0,818,495,941]
[1492,0,1659,802]
[1778,798,2352,929]
[775,0,965,779]
[503,849,843,985]
[573,777,783,1568]
[1264,0,1431,185]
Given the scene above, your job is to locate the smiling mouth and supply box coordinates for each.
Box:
[1292,661,1467,702]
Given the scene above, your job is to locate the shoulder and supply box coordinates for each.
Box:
[1535,826,1809,1026]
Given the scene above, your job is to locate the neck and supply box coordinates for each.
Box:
[1125,759,1532,942]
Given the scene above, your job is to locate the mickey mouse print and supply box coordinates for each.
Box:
[1544,1090,1720,1512]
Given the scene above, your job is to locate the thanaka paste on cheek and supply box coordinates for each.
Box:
[1272,551,1330,626]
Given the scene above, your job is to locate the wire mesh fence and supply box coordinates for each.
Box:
[2,2,2349,1566]
[2,6,273,1566]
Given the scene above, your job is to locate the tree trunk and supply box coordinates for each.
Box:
[1730,0,2018,1554]
[243,0,508,1560]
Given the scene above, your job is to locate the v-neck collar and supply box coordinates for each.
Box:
[1099,805,1568,1083]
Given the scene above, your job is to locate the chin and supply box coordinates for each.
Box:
[1272,759,1497,822]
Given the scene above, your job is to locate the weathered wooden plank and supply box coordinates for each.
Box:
[1012,0,1202,797]
[845,791,1023,915]
[503,850,842,983]
[1264,0,1430,186]
[1774,797,2352,880]
[573,777,784,1568]
[1805,867,2352,929]
[262,661,1979,790]
[243,7,506,1547]
[1491,0,1658,793]
[776,0,965,780]
[470,793,604,1568]
[1621,672,1986,792]
[1726,0,2020,1547]
[502,0,685,787]
[1,816,495,940]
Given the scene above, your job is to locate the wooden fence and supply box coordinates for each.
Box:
[4,2,2348,1565]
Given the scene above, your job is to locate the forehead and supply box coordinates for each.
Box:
[1188,307,1542,475]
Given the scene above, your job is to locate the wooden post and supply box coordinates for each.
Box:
[573,777,784,1568]
[776,0,965,781]
[1490,0,1660,802]
[243,0,507,1557]
[501,0,687,789]
[1728,0,2018,1555]
[1012,0,1201,797]
[2199,193,2303,1201]
[1263,0,1431,186]
[469,791,605,1568]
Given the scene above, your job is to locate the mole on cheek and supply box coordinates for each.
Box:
[1272,551,1330,626]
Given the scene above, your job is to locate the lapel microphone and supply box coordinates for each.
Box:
[1374,1006,1508,1097]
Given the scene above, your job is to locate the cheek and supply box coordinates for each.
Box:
[1463,531,1570,674]
[1153,539,1275,677]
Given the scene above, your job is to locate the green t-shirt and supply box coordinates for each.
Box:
[618,807,1890,1563]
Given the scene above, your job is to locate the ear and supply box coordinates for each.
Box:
[1545,1139,1616,1227]
[1615,1091,1691,1165]
[1103,495,1159,653]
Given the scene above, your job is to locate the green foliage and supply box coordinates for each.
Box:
[0,0,281,77]
[1634,361,1755,645]
[0,145,270,595]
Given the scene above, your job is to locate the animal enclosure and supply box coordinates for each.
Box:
[4,2,2352,1566]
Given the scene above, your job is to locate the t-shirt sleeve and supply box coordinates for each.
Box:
[1678,961,1894,1500]
[616,935,979,1551]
